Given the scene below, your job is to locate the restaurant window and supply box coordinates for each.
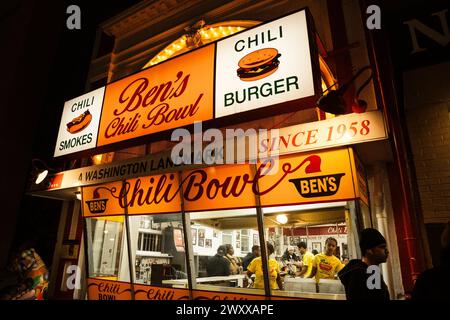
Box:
[188,209,264,297]
[128,214,188,288]
[85,216,131,282]
[262,202,352,300]
[137,232,162,252]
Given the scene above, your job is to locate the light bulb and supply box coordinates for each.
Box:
[276,214,288,224]
[35,170,48,184]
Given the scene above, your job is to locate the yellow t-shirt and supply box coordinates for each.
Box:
[302,251,315,278]
[247,257,280,289]
[313,253,344,280]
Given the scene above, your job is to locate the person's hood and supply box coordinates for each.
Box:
[338,259,368,286]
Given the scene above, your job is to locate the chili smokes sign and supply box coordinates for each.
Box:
[54,8,319,157]
[54,87,105,157]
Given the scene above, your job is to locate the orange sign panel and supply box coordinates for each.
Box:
[192,289,265,300]
[125,174,181,215]
[257,148,357,206]
[134,284,190,300]
[82,148,359,215]
[87,278,132,300]
[270,295,307,300]
[97,44,215,147]
[82,181,125,217]
[181,164,257,212]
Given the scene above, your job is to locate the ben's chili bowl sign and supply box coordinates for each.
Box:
[97,44,215,147]
[54,87,105,157]
[82,148,357,217]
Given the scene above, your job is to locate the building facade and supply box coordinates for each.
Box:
[26,0,442,300]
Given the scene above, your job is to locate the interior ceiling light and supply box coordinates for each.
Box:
[276,214,288,224]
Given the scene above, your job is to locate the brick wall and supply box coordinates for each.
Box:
[404,62,450,223]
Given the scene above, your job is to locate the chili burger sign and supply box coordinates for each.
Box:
[215,9,316,117]
[53,8,320,158]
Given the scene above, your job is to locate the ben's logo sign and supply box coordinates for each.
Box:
[85,187,109,214]
[288,155,345,198]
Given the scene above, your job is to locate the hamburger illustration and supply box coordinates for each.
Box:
[237,48,281,81]
[66,110,92,134]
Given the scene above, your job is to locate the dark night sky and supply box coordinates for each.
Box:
[0,0,142,267]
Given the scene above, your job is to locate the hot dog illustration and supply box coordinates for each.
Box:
[237,48,281,81]
[66,110,92,134]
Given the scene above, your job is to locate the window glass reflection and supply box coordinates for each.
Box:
[128,214,188,288]
[189,209,264,296]
[86,216,130,281]
[262,203,352,299]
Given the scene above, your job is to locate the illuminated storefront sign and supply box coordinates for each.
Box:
[53,8,319,157]
[81,148,360,217]
[97,45,215,147]
[215,10,316,117]
[87,278,132,300]
[43,111,387,191]
[82,181,125,217]
[134,284,190,300]
[54,87,105,157]
[88,278,266,300]
[270,110,387,156]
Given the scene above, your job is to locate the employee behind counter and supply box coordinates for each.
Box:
[205,238,345,291]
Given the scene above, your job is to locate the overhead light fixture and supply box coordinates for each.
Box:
[35,170,49,184]
[317,66,373,115]
[31,159,55,185]
[276,214,288,224]
[92,154,103,165]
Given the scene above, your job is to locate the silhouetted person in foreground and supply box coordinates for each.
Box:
[338,228,390,300]
[412,222,450,300]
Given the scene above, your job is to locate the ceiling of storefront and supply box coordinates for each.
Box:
[191,206,346,230]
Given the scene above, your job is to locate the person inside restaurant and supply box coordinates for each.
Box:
[224,244,243,275]
[247,242,283,290]
[242,245,260,271]
[281,246,302,276]
[297,242,315,278]
[309,237,345,280]
[206,245,230,277]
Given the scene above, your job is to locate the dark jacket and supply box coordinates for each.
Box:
[242,253,256,271]
[412,249,450,300]
[206,254,230,277]
[338,259,390,300]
